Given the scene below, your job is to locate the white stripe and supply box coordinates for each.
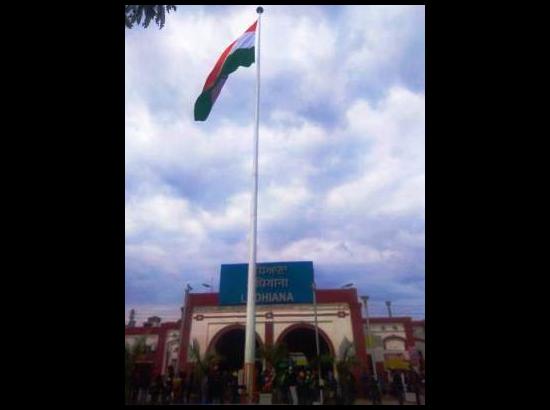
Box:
[230,31,255,53]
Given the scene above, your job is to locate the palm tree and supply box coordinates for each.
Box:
[188,339,223,402]
[258,343,288,371]
[336,344,359,374]
[310,352,335,375]
[189,339,223,375]
[257,343,288,402]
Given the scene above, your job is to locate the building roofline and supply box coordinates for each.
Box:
[363,316,415,323]
[186,288,360,308]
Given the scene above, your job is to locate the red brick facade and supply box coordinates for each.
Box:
[127,289,424,383]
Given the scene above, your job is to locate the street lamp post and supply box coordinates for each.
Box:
[333,283,354,390]
[176,283,192,374]
[312,282,323,405]
[385,300,393,318]
[361,295,377,380]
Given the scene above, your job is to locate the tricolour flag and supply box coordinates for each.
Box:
[194,21,257,121]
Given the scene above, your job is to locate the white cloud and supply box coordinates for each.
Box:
[261,182,313,222]
[126,194,206,239]
[261,237,401,266]
[199,191,250,232]
[326,86,425,217]
[341,6,424,86]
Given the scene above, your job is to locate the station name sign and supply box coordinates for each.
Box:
[219,261,314,305]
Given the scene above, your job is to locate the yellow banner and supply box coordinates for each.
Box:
[365,335,382,348]
[365,335,375,348]
[384,358,410,370]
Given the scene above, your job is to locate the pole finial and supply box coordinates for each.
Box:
[257,6,264,14]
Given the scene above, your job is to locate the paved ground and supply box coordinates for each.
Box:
[130,394,426,405]
[353,399,422,405]
[353,394,425,405]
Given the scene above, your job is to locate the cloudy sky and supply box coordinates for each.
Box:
[125,5,425,322]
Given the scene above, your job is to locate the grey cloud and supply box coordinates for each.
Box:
[125,5,425,314]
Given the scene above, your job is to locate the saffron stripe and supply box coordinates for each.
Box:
[245,20,257,33]
[203,39,237,91]
[203,22,257,91]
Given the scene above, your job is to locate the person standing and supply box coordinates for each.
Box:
[258,369,266,394]
[391,371,405,405]
[220,370,229,404]
[163,367,174,404]
[288,367,298,405]
[230,371,239,404]
[150,374,162,405]
[408,368,422,405]
[305,370,314,405]
[379,373,387,397]
[278,366,289,404]
[296,370,306,405]
[325,371,336,405]
[210,365,223,404]
[172,371,183,404]
[179,371,187,404]
[369,376,382,405]
[201,371,209,404]
[361,369,369,399]
[160,375,168,405]
[348,372,357,405]
[140,368,149,404]
[311,369,320,404]
[186,371,195,404]
[420,371,426,404]
[129,369,140,404]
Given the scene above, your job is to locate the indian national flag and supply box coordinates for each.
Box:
[194,21,257,121]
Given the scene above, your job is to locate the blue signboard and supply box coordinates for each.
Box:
[219,261,314,305]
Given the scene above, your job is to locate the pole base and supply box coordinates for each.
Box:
[244,362,256,403]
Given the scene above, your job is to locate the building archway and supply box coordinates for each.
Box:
[207,324,263,373]
[275,323,335,375]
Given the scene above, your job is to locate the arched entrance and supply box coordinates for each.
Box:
[207,325,263,373]
[276,323,335,376]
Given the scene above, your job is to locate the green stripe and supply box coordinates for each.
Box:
[194,47,255,122]
[220,47,255,77]
[194,89,213,121]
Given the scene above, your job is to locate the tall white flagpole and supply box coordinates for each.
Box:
[244,5,263,403]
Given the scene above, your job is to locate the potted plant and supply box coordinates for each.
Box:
[335,344,360,405]
[189,339,223,404]
[259,368,274,404]
[258,343,289,404]
[309,353,335,404]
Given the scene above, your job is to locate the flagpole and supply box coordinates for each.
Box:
[244,5,263,404]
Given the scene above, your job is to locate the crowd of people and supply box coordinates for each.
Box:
[361,368,426,405]
[127,364,243,405]
[264,365,335,405]
[127,364,425,405]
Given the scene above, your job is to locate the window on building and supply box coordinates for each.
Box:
[385,338,406,351]
[144,344,156,353]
